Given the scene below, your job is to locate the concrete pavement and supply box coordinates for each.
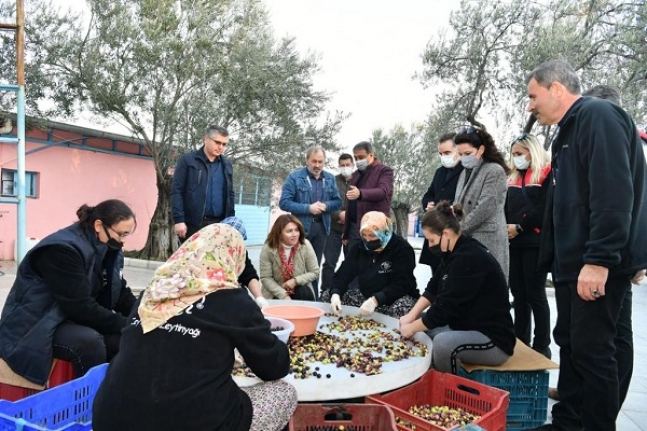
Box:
[0,237,646,428]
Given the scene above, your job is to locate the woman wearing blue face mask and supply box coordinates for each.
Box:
[399,201,515,374]
[322,211,420,318]
[505,134,552,358]
[0,199,138,386]
[453,125,510,281]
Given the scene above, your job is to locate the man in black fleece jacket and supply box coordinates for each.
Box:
[526,60,647,431]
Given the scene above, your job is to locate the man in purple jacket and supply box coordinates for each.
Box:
[343,141,394,251]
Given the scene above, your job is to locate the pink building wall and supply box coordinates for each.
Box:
[0,133,156,260]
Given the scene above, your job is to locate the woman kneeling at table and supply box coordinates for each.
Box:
[92,224,297,431]
[322,211,420,319]
[399,201,515,374]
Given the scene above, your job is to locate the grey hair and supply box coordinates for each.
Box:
[525,59,581,95]
[206,125,229,138]
[583,84,621,106]
[305,145,325,159]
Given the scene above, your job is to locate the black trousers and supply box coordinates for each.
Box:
[508,246,551,352]
[321,227,346,293]
[306,221,327,299]
[52,321,121,378]
[551,276,631,431]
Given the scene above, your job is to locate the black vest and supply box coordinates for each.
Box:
[0,223,124,385]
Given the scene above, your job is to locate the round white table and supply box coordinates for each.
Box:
[234,300,432,401]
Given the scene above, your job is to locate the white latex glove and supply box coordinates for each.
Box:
[233,349,244,368]
[359,297,378,316]
[255,296,269,309]
[330,293,342,316]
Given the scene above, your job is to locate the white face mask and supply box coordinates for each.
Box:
[440,154,458,168]
[340,167,354,177]
[356,159,369,171]
[513,155,530,170]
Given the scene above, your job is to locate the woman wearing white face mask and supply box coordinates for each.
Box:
[420,133,464,272]
[505,133,552,358]
[453,125,511,281]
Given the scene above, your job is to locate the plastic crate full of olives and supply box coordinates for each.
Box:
[366,370,509,431]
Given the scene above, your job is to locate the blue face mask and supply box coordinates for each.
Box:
[461,154,480,169]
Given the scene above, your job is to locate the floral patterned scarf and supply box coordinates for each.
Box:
[360,211,393,249]
[278,244,298,288]
[138,223,246,333]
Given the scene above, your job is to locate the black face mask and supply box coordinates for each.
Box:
[103,225,124,251]
[429,233,449,259]
[363,238,382,251]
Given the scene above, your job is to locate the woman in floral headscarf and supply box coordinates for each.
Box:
[92,224,297,431]
[321,211,420,318]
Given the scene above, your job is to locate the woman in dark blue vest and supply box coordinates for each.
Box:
[0,199,137,385]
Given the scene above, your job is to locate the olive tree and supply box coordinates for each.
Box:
[0,0,343,260]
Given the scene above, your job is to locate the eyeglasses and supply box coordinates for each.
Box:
[208,137,227,146]
[107,225,131,239]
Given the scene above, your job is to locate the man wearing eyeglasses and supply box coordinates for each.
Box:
[171,125,235,240]
[525,60,647,431]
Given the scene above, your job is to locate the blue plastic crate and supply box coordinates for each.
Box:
[459,367,549,431]
[0,363,107,431]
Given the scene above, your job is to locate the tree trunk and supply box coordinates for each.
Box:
[132,173,179,261]
[391,205,411,238]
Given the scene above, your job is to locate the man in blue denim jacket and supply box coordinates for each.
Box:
[279,146,343,298]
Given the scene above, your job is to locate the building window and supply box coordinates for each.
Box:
[1,169,38,197]
[235,174,272,207]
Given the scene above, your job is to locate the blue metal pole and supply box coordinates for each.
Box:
[16,85,26,263]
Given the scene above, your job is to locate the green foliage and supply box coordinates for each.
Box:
[420,0,647,147]
[0,0,344,259]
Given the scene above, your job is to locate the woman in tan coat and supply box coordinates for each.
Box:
[260,214,319,301]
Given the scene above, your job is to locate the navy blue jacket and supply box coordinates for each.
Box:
[171,147,235,226]
[539,97,647,281]
[0,224,134,385]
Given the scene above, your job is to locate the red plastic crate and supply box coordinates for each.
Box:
[366,370,509,431]
[289,403,398,431]
[0,360,74,402]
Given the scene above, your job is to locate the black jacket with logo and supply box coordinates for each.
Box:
[92,289,289,431]
[421,235,515,355]
[331,234,420,306]
[539,97,647,281]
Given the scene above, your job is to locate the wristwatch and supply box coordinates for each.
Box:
[515,224,523,234]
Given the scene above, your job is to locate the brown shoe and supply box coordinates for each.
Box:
[548,387,560,401]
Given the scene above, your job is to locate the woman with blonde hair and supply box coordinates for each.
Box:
[260,214,319,301]
[505,133,552,358]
